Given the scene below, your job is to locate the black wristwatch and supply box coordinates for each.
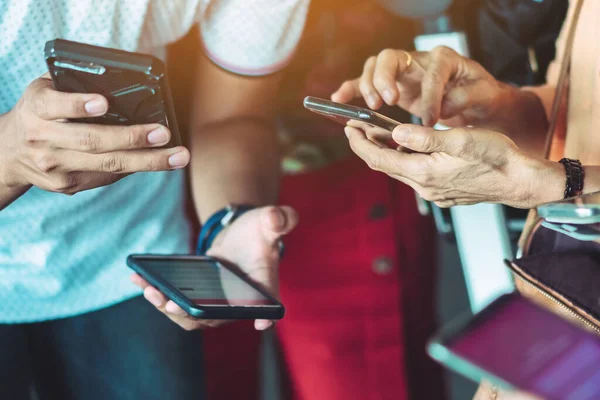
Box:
[559,158,585,198]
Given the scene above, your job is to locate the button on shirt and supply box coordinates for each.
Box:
[0,0,308,323]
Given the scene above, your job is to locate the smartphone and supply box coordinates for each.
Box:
[303,96,401,132]
[537,191,600,224]
[126,255,284,320]
[44,39,181,147]
[428,292,600,399]
[541,220,600,241]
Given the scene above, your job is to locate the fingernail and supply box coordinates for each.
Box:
[269,207,285,230]
[147,127,169,145]
[393,126,411,143]
[256,320,272,331]
[382,89,394,104]
[84,98,107,115]
[168,151,189,168]
[367,94,378,107]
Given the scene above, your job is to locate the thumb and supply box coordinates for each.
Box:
[260,206,299,243]
[392,124,447,153]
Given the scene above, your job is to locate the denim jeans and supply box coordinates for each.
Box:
[0,296,206,400]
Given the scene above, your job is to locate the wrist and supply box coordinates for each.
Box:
[513,156,564,208]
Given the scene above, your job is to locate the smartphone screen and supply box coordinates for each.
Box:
[139,258,277,307]
[538,191,600,224]
[446,295,600,399]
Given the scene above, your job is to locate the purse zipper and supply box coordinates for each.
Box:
[513,273,600,334]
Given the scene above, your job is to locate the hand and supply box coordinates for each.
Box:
[331,46,507,127]
[0,74,190,195]
[132,205,299,331]
[344,123,564,209]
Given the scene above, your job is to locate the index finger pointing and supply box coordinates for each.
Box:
[420,47,458,126]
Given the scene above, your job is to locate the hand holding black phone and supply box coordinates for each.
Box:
[127,255,285,320]
[45,39,181,148]
[0,39,188,198]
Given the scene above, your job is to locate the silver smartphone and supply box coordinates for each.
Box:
[303,96,402,132]
[428,292,600,399]
[537,191,600,224]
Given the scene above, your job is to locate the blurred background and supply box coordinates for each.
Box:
[164,1,569,399]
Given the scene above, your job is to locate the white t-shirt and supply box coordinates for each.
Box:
[0,0,309,323]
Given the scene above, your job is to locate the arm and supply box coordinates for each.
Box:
[132,54,300,331]
[0,184,30,211]
[188,53,283,220]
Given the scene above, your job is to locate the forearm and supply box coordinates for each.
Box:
[189,118,281,222]
[0,183,30,211]
[0,113,30,211]
[478,83,552,158]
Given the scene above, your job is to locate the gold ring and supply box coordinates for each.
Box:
[403,51,412,69]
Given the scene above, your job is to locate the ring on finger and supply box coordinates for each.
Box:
[402,50,412,69]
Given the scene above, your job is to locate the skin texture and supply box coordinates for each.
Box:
[332,46,600,209]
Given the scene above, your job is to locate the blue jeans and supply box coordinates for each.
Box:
[0,296,206,400]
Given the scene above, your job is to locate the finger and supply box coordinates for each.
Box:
[143,286,167,308]
[346,126,430,177]
[130,273,150,289]
[165,300,189,317]
[420,47,458,126]
[373,49,410,105]
[392,125,469,156]
[255,319,274,331]
[59,146,190,173]
[331,79,361,103]
[358,57,383,109]
[26,76,108,120]
[45,123,171,153]
[440,80,495,120]
[260,206,299,243]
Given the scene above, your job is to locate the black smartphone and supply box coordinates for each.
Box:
[303,96,402,131]
[126,254,284,320]
[428,292,600,399]
[44,39,181,147]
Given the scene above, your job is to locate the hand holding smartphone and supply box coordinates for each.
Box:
[45,39,181,147]
[0,39,189,196]
[303,96,403,148]
[127,255,285,320]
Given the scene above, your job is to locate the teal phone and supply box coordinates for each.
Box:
[428,293,600,399]
[537,191,600,224]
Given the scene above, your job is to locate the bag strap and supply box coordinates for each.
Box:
[519,0,585,253]
[542,0,585,159]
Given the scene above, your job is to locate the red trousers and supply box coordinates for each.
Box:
[204,159,445,400]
